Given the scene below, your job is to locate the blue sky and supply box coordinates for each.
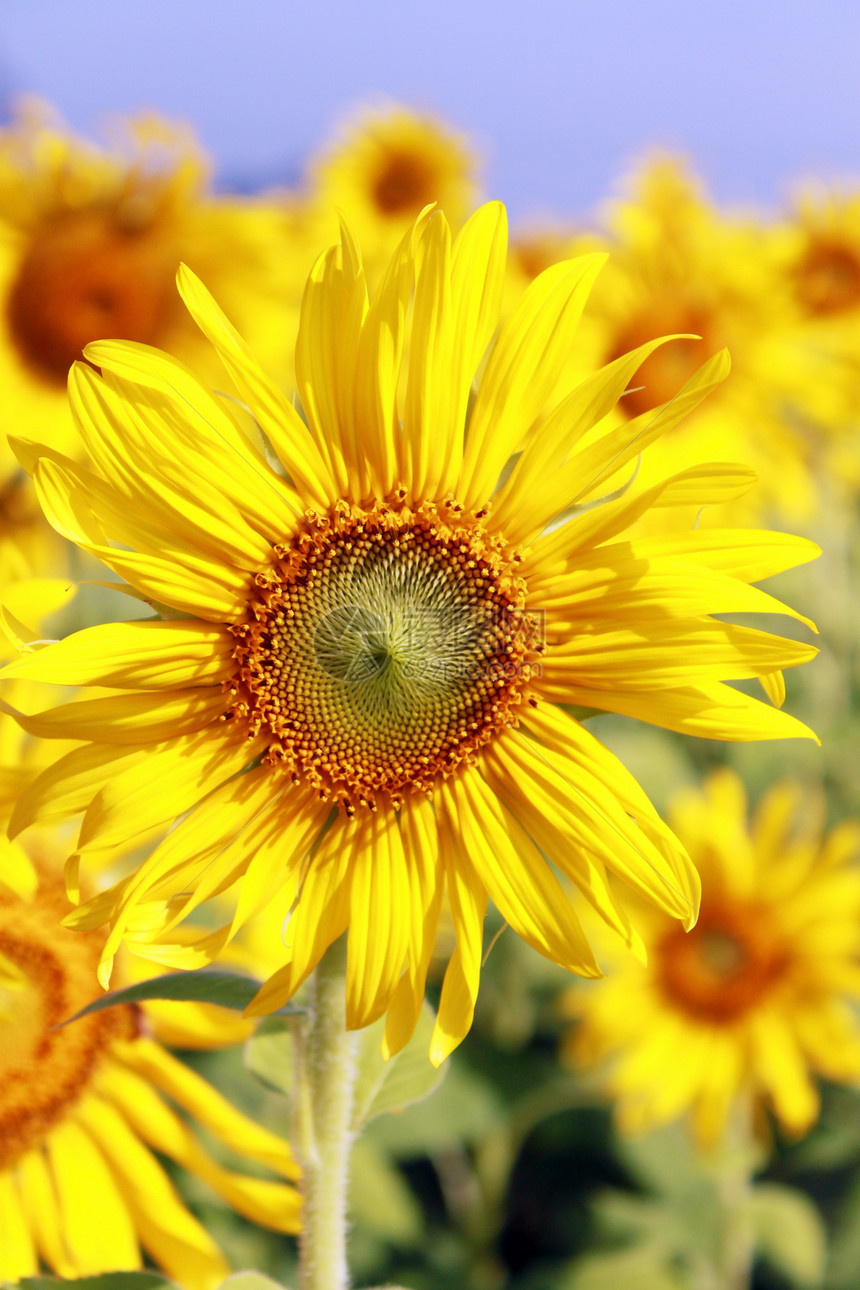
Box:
[1,0,855,222]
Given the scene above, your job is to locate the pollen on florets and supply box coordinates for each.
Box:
[227,496,542,813]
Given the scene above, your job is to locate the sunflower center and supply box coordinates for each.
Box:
[607,299,717,419]
[229,498,540,810]
[794,237,860,316]
[372,150,437,216]
[0,879,137,1169]
[6,206,178,385]
[656,897,789,1024]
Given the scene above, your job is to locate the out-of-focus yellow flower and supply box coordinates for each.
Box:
[308,102,479,274]
[0,205,820,1068]
[0,98,300,484]
[767,183,860,493]
[575,157,819,526]
[787,186,860,322]
[566,769,860,1146]
[0,854,301,1286]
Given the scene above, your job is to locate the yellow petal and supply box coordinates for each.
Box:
[47,1118,140,1274]
[356,215,426,496]
[521,463,758,564]
[417,202,510,501]
[494,332,702,536]
[33,457,248,622]
[759,669,786,708]
[0,619,232,688]
[0,1170,37,1280]
[16,686,228,744]
[346,809,411,1030]
[119,1038,299,1179]
[545,620,817,688]
[9,743,146,838]
[518,704,700,924]
[383,794,444,1058]
[17,1148,77,1278]
[444,772,602,976]
[77,1093,229,1288]
[177,263,334,509]
[540,677,818,743]
[96,1063,301,1233]
[402,211,454,502]
[77,728,264,853]
[430,813,488,1065]
[460,252,607,508]
[524,348,730,529]
[295,234,367,498]
[278,813,356,998]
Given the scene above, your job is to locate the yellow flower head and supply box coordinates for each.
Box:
[764,182,860,492]
[309,103,479,263]
[1,204,818,1065]
[0,98,299,480]
[786,184,860,321]
[0,853,300,1286]
[575,156,820,524]
[566,769,860,1146]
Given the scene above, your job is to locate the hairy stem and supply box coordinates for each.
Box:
[295,936,358,1290]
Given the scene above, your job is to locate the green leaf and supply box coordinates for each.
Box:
[351,1002,446,1130]
[749,1183,826,1288]
[348,1138,424,1244]
[57,968,303,1028]
[245,1015,295,1096]
[16,1276,176,1290]
[558,1242,687,1290]
[369,1059,502,1155]
[216,1275,292,1290]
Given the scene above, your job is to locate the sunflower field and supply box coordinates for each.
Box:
[1,27,860,1290]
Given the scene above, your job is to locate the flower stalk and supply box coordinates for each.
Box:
[712,1103,756,1290]
[294,936,359,1290]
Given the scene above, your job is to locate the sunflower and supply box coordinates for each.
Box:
[574,157,820,525]
[1,204,818,1067]
[766,183,860,494]
[309,103,479,272]
[0,854,301,1285]
[0,98,301,485]
[565,769,860,1146]
[787,186,860,321]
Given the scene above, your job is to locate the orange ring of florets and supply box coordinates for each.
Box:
[227,494,542,812]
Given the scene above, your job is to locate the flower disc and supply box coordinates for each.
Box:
[230,500,541,808]
[794,236,860,316]
[6,207,177,384]
[655,898,789,1023]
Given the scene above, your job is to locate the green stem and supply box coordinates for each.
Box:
[294,936,358,1290]
[713,1104,756,1290]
